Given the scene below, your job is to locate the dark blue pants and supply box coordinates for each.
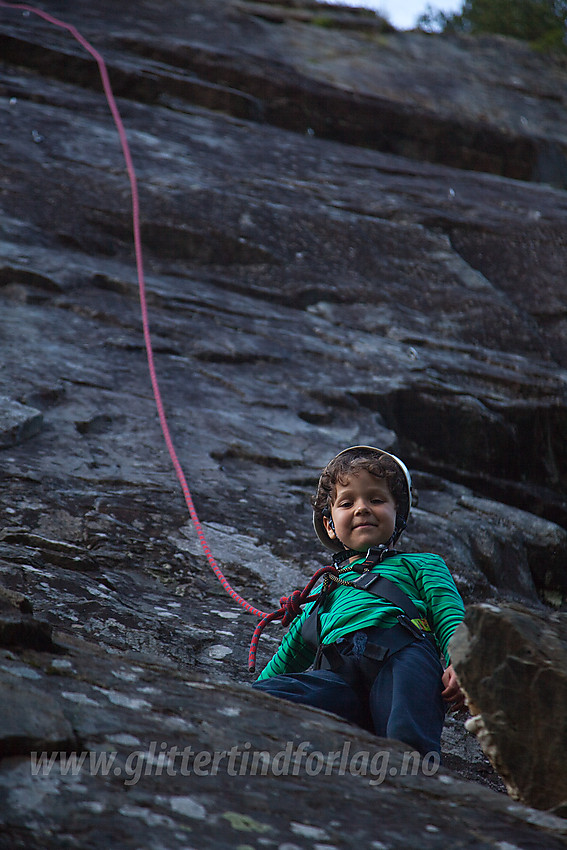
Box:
[252,636,445,756]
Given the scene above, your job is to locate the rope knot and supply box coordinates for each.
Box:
[248,564,340,671]
[280,589,304,626]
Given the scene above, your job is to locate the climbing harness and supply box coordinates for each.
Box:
[301,546,433,682]
[248,544,433,672]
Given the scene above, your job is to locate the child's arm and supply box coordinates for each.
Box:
[410,554,467,709]
[255,609,316,681]
[410,553,465,664]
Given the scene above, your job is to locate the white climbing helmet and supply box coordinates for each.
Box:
[312,445,415,552]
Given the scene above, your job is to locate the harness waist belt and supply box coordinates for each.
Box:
[316,624,437,687]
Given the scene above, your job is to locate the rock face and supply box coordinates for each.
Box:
[1,0,567,846]
[450,604,567,816]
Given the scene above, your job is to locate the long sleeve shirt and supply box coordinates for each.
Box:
[256,551,465,681]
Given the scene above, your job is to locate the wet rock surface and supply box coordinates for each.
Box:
[1,0,567,846]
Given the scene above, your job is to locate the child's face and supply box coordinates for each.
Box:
[323,469,397,552]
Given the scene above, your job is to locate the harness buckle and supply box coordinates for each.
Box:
[397,613,425,640]
[352,571,380,591]
[351,546,390,573]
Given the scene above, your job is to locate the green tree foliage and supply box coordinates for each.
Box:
[419,0,567,51]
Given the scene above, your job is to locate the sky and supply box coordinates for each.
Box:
[323,0,464,30]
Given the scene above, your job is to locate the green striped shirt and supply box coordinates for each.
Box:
[256,552,465,681]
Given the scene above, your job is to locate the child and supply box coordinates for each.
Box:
[253,445,465,756]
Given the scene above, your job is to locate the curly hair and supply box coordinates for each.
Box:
[312,448,407,518]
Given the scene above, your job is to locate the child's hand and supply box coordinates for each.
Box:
[441,664,466,712]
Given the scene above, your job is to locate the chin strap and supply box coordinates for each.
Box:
[350,543,398,571]
[332,532,398,567]
[331,548,358,566]
[393,518,407,543]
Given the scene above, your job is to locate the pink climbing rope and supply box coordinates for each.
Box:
[0,1,270,619]
[2,2,334,669]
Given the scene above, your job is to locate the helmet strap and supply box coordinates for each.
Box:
[332,548,358,566]
[393,518,406,544]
